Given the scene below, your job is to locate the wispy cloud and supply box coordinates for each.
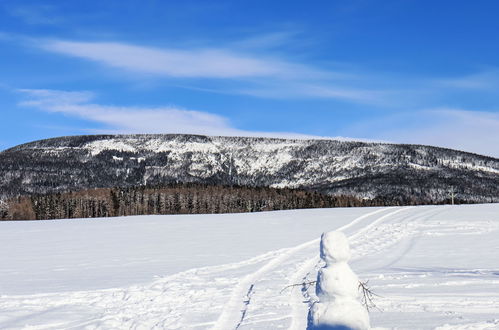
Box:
[18,89,236,135]
[17,89,325,139]
[39,40,319,79]
[345,108,499,158]
[25,36,499,109]
[232,32,300,50]
[436,69,499,90]
[237,82,395,105]
[34,38,392,105]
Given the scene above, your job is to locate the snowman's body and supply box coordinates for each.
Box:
[309,231,370,330]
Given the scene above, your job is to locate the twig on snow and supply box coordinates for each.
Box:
[358,280,382,312]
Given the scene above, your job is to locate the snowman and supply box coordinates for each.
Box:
[308,231,370,330]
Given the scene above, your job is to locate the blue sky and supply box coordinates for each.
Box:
[1,0,499,156]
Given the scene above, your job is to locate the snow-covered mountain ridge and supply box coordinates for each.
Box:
[1,134,498,203]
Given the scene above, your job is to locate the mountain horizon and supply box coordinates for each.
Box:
[1,133,498,214]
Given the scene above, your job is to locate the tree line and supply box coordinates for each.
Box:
[1,183,391,220]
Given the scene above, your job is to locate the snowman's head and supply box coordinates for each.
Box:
[320,231,351,264]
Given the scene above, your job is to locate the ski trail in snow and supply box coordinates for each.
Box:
[288,256,320,330]
[287,206,411,330]
[348,206,415,242]
[211,234,323,329]
[368,206,452,271]
[213,207,394,330]
[349,206,450,267]
[231,205,455,330]
[288,206,454,330]
[1,205,498,329]
[286,206,448,330]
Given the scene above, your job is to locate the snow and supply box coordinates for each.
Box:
[84,137,223,156]
[409,163,434,171]
[85,139,138,156]
[439,158,499,175]
[0,204,498,329]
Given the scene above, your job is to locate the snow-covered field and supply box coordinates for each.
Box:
[1,204,498,329]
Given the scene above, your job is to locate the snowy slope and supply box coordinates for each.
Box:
[1,204,499,329]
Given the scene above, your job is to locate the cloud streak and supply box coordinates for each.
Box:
[40,40,318,79]
[237,82,395,105]
[17,89,324,139]
[35,39,392,105]
[29,35,499,107]
[437,70,499,90]
[345,108,499,158]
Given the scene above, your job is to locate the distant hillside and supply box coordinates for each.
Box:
[0,134,498,210]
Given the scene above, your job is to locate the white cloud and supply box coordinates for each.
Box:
[437,70,499,90]
[347,108,499,158]
[17,89,326,139]
[232,32,299,49]
[18,89,234,135]
[238,82,394,105]
[39,40,318,79]
[34,39,392,105]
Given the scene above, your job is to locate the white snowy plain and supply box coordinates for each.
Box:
[1,204,499,330]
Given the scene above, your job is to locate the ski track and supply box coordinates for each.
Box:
[212,207,396,330]
[1,205,498,329]
[0,207,393,330]
[218,207,423,330]
[0,248,287,329]
[286,207,406,330]
[286,206,450,330]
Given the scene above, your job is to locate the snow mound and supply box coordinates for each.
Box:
[309,231,370,330]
